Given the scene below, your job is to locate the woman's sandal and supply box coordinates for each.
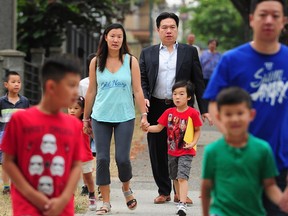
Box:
[122,188,137,210]
[96,202,111,215]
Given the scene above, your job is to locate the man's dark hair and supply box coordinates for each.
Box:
[4,71,20,82]
[41,54,82,91]
[250,0,287,14]
[156,12,179,28]
[172,80,195,104]
[216,87,252,111]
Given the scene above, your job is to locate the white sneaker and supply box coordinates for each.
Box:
[176,202,187,216]
[89,197,97,211]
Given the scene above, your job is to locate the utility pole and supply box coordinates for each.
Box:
[149,0,153,45]
[0,0,17,50]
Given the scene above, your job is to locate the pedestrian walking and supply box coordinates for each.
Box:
[2,54,83,215]
[203,0,288,214]
[0,71,29,195]
[200,39,221,87]
[144,81,203,216]
[68,96,96,211]
[202,87,284,216]
[139,11,212,205]
[83,23,148,215]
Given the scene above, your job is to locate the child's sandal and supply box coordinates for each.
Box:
[122,188,137,210]
[96,202,111,215]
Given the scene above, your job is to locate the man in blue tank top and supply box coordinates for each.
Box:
[203,0,288,215]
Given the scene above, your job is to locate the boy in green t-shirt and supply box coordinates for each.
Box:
[201,87,284,216]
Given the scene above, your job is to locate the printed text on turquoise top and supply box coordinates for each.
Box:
[100,80,127,90]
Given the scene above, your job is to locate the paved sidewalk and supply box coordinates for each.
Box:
[76,123,221,216]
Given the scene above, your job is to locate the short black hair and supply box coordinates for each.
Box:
[4,71,20,82]
[41,54,82,92]
[216,87,252,111]
[208,39,218,47]
[156,12,179,28]
[250,0,287,14]
[172,80,195,104]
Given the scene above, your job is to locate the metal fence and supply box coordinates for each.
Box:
[24,61,41,105]
[21,25,99,105]
[66,23,99,78]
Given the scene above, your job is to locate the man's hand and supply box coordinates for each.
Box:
[145,99,150,113]
[201,113,213,126]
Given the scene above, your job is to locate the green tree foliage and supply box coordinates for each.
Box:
[17,0,132,55]
[189,0,245,51]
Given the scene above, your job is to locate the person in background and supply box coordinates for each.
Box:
[0,71,29,195]
[203,0,288,214]
[200,39,221,87]
[187,33,201,56]
[2,54,83,215]
[144,81,202,216]
[68,96,96,211]
[83,23,148,215]
[78,53,100,199]
[202,87,284,216]
[140,12,212,205]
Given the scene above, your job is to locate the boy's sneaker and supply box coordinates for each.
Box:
[88,197,97,211]
[2,187,10,195]
[80,185,89,196]
[176,202,187,216]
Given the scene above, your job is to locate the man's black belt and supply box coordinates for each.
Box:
[152,97,173,105]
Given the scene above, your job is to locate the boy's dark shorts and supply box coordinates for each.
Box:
[168,154,193,180]
[0,151,2,164]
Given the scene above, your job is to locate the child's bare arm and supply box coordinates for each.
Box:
[148,124,165,133]
[201,179,213,216]
[2,153,49,211]
[43,160,82,216]
[279,184,288,213]
[264,177,282,206]
[184,126,201,149]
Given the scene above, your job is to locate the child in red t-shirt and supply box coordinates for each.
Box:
[144,81,202,216]
[1,54,83,216]
[68,96,96,211]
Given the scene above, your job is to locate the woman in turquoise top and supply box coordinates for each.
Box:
[83,23,148,215]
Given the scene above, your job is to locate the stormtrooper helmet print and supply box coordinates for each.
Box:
[50,156,65,176]
[38,176,54,196]
[29,155,44,175]
[40,134,57,154]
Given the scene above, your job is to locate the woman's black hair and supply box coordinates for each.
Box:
[96,23,131,72]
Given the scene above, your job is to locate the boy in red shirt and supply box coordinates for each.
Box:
[2,54,83,216]
[144,80,202,216]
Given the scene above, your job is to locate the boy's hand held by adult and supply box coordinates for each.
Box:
[144,99,150,113]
